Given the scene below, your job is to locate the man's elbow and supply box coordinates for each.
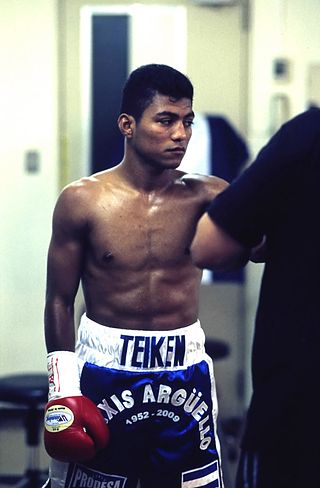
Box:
[190,243,222,270]
[191,232,250,271]
[191,213,250,271]
[192,247,249,272]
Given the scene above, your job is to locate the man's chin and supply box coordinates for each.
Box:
[164,154,185,167]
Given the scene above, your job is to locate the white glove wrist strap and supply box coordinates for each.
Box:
[47,351,81,400]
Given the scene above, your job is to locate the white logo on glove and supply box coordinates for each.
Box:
[45,404,74,432]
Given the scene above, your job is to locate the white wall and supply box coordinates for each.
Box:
[248,0,320,155]
[0,0,58,375]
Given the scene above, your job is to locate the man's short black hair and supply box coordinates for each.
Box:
[120,64,194,121]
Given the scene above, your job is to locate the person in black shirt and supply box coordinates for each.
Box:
[191,108,320,488]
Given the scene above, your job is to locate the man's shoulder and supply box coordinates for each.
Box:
[61,169,115,198]
[179,171,228,195]
[55,176,102,217]
[275,107,320,158]
[284,107,320,133]
[301,106,320,120]
[60,176,96,199]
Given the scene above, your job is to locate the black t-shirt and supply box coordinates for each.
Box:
[207,108,320,448]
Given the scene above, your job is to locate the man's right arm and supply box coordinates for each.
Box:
[44,185,85,353]
[191,213,250,271]
[43,183,110,463]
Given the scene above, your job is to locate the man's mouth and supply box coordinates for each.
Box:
[167,147,186,153]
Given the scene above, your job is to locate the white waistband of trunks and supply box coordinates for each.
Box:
[75,314,206,371]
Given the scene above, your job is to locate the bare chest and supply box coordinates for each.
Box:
[86,192,203,268]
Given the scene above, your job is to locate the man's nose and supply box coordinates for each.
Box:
[172,121,188,140]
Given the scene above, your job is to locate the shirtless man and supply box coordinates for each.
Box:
[43,64,229,488]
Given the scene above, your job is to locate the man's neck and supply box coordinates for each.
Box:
[117,158,175,193]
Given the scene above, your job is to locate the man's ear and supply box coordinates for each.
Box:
[118,113,135,137]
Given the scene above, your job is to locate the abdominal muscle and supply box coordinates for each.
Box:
[82,263,202,331]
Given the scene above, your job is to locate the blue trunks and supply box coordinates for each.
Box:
[48,314,224,488]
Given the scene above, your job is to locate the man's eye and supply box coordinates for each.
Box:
[184,120,194,127]
[159,119,171,125]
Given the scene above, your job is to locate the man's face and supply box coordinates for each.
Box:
[132,93,194,169]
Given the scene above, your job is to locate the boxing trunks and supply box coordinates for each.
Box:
[48,314,224,488]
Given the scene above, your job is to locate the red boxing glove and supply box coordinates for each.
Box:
[44,395,110,463]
